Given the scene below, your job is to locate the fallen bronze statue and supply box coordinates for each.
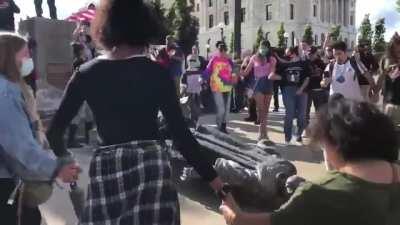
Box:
[161,124,304,211]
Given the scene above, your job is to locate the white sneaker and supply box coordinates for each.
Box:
[284,140,292,146]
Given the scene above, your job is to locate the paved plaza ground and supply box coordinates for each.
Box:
[40,103,326,225]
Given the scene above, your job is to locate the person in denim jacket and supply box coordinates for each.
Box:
[0,33,80,225]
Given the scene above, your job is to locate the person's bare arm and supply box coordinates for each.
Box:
[241,57,254,76]
[268,57,281,80]
[323,33,331,51]
[274,53,290,63]
[220,195,272,225]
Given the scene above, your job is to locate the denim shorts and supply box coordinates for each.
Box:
[254,76,273,95]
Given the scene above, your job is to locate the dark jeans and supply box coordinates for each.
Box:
[188,93,201,125]
[34,0,57,19]
[273,82,280,110]
[306,89,329,126]
[0,179,41,225]
[282,86,308,142]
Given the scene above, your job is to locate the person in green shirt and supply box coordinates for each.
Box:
[220,93,400,225]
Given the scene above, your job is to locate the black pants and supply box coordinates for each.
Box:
[0,179,42,225]
[188,93,201,125]
[306,89,329,126]
[273,82,280,110]
[34,0,57,19]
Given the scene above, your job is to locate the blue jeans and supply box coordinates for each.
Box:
[213,92,231,127]
[282,86,308,142]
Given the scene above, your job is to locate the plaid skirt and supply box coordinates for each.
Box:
[79,141,180,225]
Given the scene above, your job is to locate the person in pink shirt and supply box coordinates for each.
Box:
[241,40,277,143]
[203,41,237,133]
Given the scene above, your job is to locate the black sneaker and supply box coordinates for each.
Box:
[273,108,279,112]
[296,136,303,143]
[220,123,229,134]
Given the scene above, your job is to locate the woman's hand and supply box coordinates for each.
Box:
[268,73,281,80]
[37,130,50,149]
[209,177,224,192]
[58,163,81,183]
[220,194,243,225]
[321,78,330,88]
[389,67,400,80]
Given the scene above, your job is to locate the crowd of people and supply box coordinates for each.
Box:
[0,0,399,225]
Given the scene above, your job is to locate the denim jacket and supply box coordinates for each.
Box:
[0,75,58,181]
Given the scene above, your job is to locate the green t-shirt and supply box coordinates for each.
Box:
[271,171,400,225]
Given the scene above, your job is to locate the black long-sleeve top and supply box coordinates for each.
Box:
[47,56,217,182]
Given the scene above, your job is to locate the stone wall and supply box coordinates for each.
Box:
[18,18,76,115]
[19,17,75,89]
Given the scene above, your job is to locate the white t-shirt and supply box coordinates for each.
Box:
[326,60,364,101]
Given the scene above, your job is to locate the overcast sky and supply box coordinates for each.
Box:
[14,0,400,41]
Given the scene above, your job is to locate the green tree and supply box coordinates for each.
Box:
[229,32,234,54]
[150,0,169,44]
[358,14,373,47]
[174,0,199,55]
[165,3,177,36]
[277,23,285,49]
[373,18,386,53]
[253,26,264,52]
[397,0,400,12]
[330,25,341,41]
[302,24,314,45]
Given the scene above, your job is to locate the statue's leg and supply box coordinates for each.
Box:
[34,0,43,17]
[47,0,57,19]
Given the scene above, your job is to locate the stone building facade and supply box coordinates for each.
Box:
[156,0,357,57]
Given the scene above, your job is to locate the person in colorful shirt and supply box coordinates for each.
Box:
[203,41,238,133]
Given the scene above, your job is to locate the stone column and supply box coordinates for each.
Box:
[337,0,340,24]
[331,0,335,23]
[344,0,349,26]
[320,0,325,22]
[327,0,331,23]
[340,0,344,25]
[333,0,337,24]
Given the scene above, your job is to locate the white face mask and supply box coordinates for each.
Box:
[20,58,34,77]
